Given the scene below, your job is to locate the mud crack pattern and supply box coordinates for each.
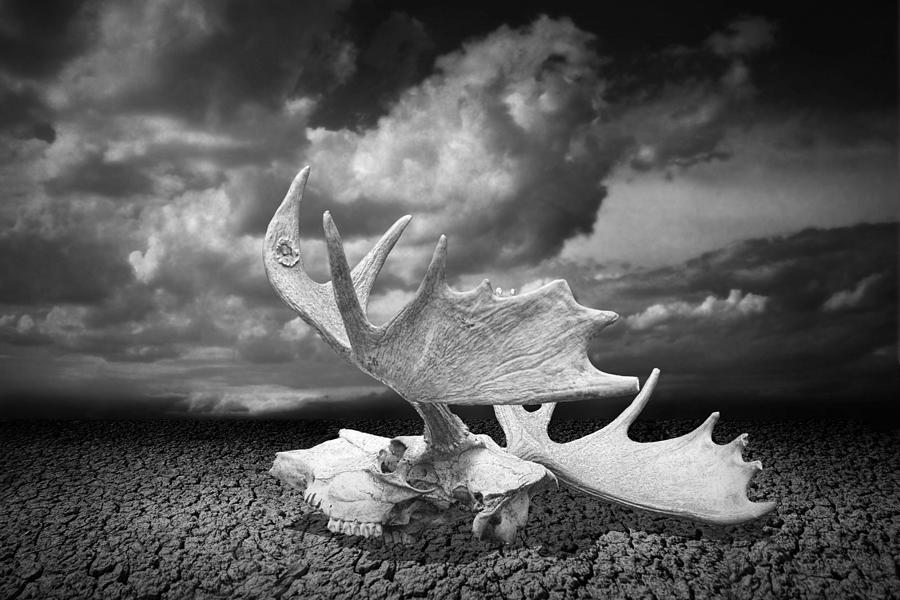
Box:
[0,419,897,599]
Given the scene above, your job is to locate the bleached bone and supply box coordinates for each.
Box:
[264,166,412,360]
[271,428,556,544]
[264,166,775,543]
[495,369,776,524]
[265,168,639,411]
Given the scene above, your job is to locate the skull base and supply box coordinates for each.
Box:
[270,428,556,544]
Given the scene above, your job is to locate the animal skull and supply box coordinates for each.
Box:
[271,429,556,544]
[264,166,775,545]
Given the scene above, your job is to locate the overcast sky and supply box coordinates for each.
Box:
[0,1,896,419]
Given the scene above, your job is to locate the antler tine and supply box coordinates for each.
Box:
[265,166,313,278]
[325,213,453,358]
[323,211,378,351]
[352,214,412,307]
[383,234,448,328]
[600,368,659,433]
[548,369,658,450]
[264,166,410,354]
[420,235,448,292]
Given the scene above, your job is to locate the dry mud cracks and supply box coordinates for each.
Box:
[1,419,897,599]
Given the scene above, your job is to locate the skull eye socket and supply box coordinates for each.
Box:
[379,439,408,473]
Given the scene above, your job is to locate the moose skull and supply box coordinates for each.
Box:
[271,429,556,544]
[264,167,775,545]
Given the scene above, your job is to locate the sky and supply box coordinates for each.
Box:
[0,0,897,420]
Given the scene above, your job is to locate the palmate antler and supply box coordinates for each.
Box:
[495,370,776,524]
[265,166,774,542]
[264,167,638,448]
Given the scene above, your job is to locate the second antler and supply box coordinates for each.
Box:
[265,166,775,544]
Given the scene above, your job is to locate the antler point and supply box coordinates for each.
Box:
[323,211,338,235]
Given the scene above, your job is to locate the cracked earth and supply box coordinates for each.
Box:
[1,419,897,599]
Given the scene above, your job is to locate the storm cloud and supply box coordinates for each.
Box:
[583,223,898,407]
[0,2,895,418]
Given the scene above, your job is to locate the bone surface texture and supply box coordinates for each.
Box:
[264,166,775,544]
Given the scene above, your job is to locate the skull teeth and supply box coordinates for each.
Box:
[303,491,321,508]
[326,518,383,538]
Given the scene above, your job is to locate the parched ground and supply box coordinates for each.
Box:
[0,418,897,600]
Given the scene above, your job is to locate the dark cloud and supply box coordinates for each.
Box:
[0,0,91,79]
[61,0,353,123]
[0,86,56,142]
[601,63,759,173]
[0,391,188,419]
[748,6,896,113]
[311,11,435,129]
[771,111,897,151]
[360,13,432,90]
[152,11,347,119]
[45,152,154,197]
[0,0,89,144]
[236,334,295,364]
[706,16,775,57]
[583,223,897,388]
[0,230,133,304]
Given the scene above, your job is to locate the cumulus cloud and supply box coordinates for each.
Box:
[823,274,885,312]
[304,16,614,274]
[0,229,134,304]
[125,187,265,298]
[16,314,34,334]
[626,289,767,331]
